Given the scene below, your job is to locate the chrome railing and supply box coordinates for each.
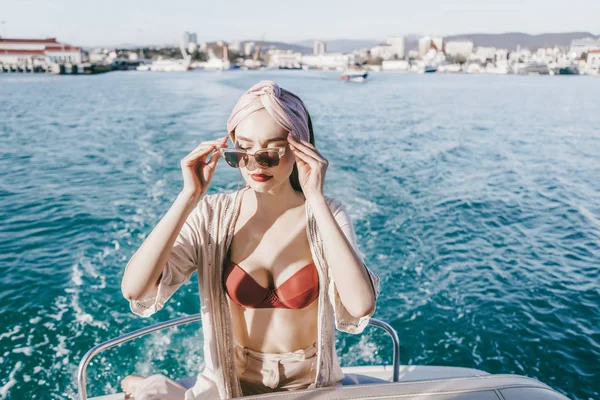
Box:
[77,316,400,399]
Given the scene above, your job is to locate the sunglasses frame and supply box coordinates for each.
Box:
[218,146,287,168]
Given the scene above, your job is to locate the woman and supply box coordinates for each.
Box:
[120,80,381,399]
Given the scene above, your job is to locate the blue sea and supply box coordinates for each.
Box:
[0,71,598,400]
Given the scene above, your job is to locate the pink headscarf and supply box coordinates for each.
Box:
[226,80,310,142]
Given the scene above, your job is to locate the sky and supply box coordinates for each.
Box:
[2,0,599,47]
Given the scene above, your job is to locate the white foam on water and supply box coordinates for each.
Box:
[345,335,379,365]
[0,325,21,341]
[576,202,600,232]
[54,335,69,359]
[0,361,22,399]
[43,321,56,331]
[32,334,49,348]
[48,295,69,321]
[13,347,34,356]
[471,343,483,365]
[181,330,206,373]
[150,178,166,201]
[71,262,84,286]
[29,317,42,324]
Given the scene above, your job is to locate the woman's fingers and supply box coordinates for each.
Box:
[290,144,319,168]
[187,137,228,156]
[182,147,214,164]
[183,141,227,165]
[290,135,318,150]
[180,135,228,197]
[288,137,327,165]
[201,151,221,183]
[206,149,221,170]
[289,142,324,166]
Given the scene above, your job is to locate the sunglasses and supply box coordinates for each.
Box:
[218,146,287,168]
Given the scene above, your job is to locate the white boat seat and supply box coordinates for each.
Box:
[176,365,491,390]
[342,373,388,385]
[177,374,390,389]
[238,375,569,399]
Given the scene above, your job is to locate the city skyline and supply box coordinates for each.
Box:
[2,0,599,47]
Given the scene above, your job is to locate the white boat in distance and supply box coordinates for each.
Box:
[340,65,368,82]
[77,315,570,399]
[148,58,192,72]
[419,64,438,73]
[140,41,193,72]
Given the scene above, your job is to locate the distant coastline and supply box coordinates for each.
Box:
[99,32,600,53]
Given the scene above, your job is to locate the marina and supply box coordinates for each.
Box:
[3,34,600,77]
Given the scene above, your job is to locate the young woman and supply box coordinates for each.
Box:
[120,80,381,399]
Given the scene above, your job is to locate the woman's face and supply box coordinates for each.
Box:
[231,109,295,193]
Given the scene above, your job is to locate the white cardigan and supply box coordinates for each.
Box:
[127,185,381,399]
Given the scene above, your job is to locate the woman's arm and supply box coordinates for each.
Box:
[121,135,227,302]
[287,132,377,319]
[121,190,201,301]
[310,197,376,318]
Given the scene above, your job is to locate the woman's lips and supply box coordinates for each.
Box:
[250,174,273,182]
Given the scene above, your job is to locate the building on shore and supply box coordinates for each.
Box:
[301,52,359,70]
[569,38,600,58]
[229,40,241,53]
[587,50,600,74]
[419,36,444,57]
[243,41,255,56]
[382,59,410,71]
[267,49,302,68]
[386,36,406,59]
[474,46,497,62]
[313,40,326,56]
[0,37,82,66]
[444,40,474,59]
[182,32,197,48]
[370,43,395,60]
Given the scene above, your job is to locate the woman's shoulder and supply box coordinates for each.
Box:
[198,188,350,216]
[196,186,247,213]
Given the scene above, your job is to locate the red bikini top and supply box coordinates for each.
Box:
[223,257,319,309]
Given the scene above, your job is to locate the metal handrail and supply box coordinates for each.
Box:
[368,318,401,382]
[77,314,203,400]
[77,316,400,399]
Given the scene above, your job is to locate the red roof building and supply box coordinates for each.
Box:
[0,37,82,65]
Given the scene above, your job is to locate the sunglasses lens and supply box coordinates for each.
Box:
[222,150,247,168]
[255,150,281,167]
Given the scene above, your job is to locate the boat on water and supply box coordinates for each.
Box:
[148,58,192,72]
[139,41,193,72]
[77,315,570,399]
[438,64,462,73]
[339,65,368,82]
[135,62,152,72]
[549,64,580,75]
[514,62,550,75]
[420,64,437,73]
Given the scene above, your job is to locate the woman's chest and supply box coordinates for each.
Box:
[227,206,314,289]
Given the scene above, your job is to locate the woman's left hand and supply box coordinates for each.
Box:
[288,132,328,200]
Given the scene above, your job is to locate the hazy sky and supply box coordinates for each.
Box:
[2,0,598,46]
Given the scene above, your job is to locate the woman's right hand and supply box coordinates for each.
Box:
[180,135,228,199]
